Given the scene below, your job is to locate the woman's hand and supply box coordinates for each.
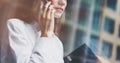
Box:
[37,1,55,37]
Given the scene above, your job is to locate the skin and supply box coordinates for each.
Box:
[37,0,67,37]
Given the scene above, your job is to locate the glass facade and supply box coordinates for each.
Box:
[89,35,99,54]
[107,0,117,10]
[118,25,120,37]
[63,0,120,62]
[74,29,86,49]
[116,46,120,61]
[92,4,102,31]
[101,41,113,58]
[78,0,91,26]
[104,17,115,34]
[95,0,103,5]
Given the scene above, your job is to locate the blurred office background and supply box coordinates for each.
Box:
[0,0,120,63]
[61,0,120,63]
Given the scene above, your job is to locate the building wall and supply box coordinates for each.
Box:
[60,0,120,63]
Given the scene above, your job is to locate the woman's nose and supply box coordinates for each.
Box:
[58,0,66,6]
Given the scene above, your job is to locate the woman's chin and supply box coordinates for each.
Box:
[54,13,63,18]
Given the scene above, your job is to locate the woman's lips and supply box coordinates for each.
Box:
[55,7,64,12]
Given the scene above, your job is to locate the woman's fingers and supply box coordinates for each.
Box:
[39,1,55,37]
[40,1,51,28]
[49,8,55,31]
[46,5,54,31]
[51,9,55,22]
[43,2,51,19]
[47,5,53,20]
[45,5,52,30]
[38,1,44,19]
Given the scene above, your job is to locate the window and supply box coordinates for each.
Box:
[116,46,120,61]
[104,17,115,34]
[107,0,117,10]
[92,5,102,31]
[101,41,113,58]
[89,35,99,54]
[78,0,91,26]
[118,25,120,37]
[74,30,86,49]
[95,0,103,5]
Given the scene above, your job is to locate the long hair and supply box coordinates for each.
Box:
[13,0,41,23]
[12,0,65,36]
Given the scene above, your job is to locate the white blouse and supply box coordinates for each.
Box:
[7,18,64,63]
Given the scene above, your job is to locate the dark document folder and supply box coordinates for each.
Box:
[64,44,101,63]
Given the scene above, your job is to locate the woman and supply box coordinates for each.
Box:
[6,0,67,63]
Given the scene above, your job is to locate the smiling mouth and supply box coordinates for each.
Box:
[55,8,64,12]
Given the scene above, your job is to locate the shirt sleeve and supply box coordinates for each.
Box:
[7,19,64,63]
